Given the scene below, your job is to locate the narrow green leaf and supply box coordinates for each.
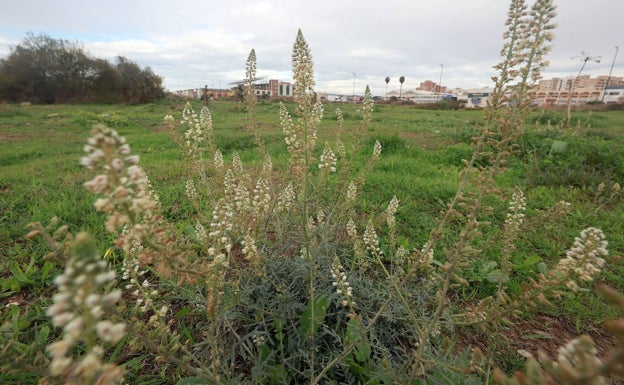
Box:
[514,255,542,270]
[176,377,212,385]
[40,261,54,284]
[175,306,192,319]
[9,262,34,284]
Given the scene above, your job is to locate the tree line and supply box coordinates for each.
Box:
[0,32,165,104]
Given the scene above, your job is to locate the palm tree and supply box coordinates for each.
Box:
[399,76,405,100]
[385,76,390,100]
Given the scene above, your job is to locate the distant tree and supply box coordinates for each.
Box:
[0,32,164,104]
[234,84,245,109]
[385,76,390,100]
[91,59,122,103]
[115,56,164,104]
[0,32,78,102]
[399,76,405,100]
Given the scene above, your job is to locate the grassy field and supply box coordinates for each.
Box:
[1,98,624,383]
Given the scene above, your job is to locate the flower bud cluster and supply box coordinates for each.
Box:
[318,143,337,172]
[117,223,158,307]
[557,336,600,367]
[292,29,315,97]
[363,223,382,256]
[316,209,326,228]
[232,152,245,175]
[225,169,251,213]
[334,139,346,158]
[252,177,271,217]
[596,182,621,204]
[252,333,267,347]
[208,199,234,260]
[504,187,526,232]
[361,86,374,125]
[46,232,125,383]
[372,140,382,159]
[346,218,358,239]
[180,102,212,158]
[185,178,200,203]
[281,104,300,156]
[331,257,355,308]
[416,243,435,268]
[120,248,158,314]
[555,227,608,291]
[242,233,260,265]
[80,125,161,244]
[262,154,273,175]
[195,221,207,242]
[335,107,344,126]
[277,183,296,212]
[385,196,400,229]
[544,335,606,383]
[309,102,323,147]
[346,181,358,205]
[214,149,224,170]
[394,246,409,266]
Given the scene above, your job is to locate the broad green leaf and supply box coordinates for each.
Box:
[486,269,509,284]
[346,317,371,362]
[298,295,328,339]
[273,318,285,343]
[37,325,50,346]
[183,224,198,240]
[548,140,568,156]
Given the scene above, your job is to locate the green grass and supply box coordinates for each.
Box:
[1,99,624,380]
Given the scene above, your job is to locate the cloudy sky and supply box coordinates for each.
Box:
[1,0,622,96]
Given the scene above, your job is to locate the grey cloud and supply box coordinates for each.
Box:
[0,0,621,94]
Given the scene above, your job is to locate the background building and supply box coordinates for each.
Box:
[172,79,295,100]
[530,75,624,106]
[603,85,624,104]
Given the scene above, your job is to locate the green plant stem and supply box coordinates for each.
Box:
[311,298,392,384]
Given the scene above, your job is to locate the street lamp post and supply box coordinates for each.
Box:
[438,64,444,102]
[352,72,356,103]
[601,46,619,103]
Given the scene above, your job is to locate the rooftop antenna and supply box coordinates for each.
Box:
[566,51,600,123]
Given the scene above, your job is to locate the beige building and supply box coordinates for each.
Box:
[417,80,448,94]
[255,79,295,98]
[530,75,624,106]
